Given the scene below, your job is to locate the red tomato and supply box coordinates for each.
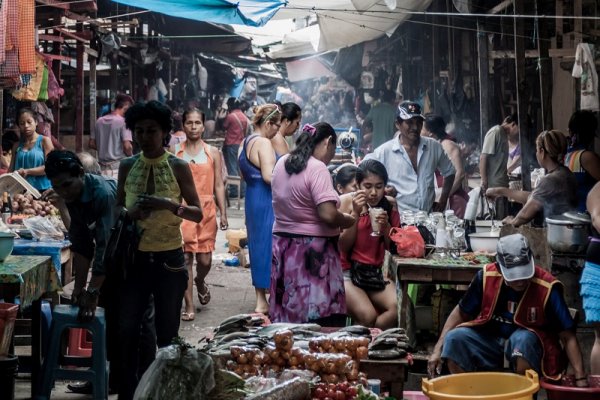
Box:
[324,398,333,400]
[314,388,326,399]
[347,387,358,397]
[327,389,337,398]
[335,390,346,400]
[328,384,337,392]
[337,382,349,392]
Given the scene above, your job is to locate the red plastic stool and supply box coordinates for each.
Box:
[67,328,92,357]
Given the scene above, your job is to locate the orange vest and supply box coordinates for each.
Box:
[460,263,566,380]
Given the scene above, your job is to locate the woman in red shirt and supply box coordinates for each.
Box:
[338,160,400,329]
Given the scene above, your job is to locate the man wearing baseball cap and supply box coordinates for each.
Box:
[363,100,455,212]
[428,233,587,385]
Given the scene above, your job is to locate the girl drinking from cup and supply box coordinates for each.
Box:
[338,159,400,329]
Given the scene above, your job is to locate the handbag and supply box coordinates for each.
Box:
[350,261,388,292]
[103,210,141,279]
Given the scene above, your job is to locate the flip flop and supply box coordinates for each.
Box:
[197,282,211,305]
[181,311,195,321]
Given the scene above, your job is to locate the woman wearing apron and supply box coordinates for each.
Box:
[174,108,227,321]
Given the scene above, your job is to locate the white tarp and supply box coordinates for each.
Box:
[266,0,432,59]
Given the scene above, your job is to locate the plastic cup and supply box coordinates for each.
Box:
[368,207,384,236]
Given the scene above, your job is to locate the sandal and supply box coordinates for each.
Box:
[181,311,195,321]
[197,281,211,305]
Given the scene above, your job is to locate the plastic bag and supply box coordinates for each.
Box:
[389,226,425,258]
[134,344,215,400]
[23,216,64,241]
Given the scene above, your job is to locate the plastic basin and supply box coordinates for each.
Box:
[469,231,500,253]
[422,370,539,400]
[541,376,600,400]
[0,232,14,262]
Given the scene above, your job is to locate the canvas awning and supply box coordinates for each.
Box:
[266,0,432,59]
[109,0,286,27]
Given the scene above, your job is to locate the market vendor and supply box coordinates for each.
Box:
[428,233,587,386]
[485,129,577,227]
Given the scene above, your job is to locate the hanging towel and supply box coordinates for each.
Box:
[572,43,599,112]
[37,66,49,101]
[18,0,36,74]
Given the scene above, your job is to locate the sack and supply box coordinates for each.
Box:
[104,210,141,278]
[350,261,388,292]
[389,226,425,258]
[23,216,64,241]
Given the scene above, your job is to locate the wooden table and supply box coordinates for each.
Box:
[12,239,73,284]
[359,358,408,399]
[393,256,483,329]
[0,255,60,398]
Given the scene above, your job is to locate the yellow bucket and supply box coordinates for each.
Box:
[422,370,539,400]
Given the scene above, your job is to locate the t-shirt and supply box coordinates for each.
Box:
[530,165,578,218]
[366,102,397,148]
[272,155,340,237]
[92,114,132,163]
[223,109,248,146]
[459,269,575,339]
[481,125,509,187]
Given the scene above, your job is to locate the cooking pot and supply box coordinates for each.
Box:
[545,213,590,254]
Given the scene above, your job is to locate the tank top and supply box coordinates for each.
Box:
[124,152,183,252]
[564,148,596,212]
[14,134,51,190]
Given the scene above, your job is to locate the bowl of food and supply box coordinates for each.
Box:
[0,231,15,262]
[469,231,500,253]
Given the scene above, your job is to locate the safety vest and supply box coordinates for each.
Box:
[460,263,566,380]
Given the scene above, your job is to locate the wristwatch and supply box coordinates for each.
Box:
[175,204,185,217]
[86,286,100,297]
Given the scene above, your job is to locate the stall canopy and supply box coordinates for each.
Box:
[110,0,286,27]
[266,0,433,59]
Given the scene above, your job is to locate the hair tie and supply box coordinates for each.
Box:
[302,124,316,136]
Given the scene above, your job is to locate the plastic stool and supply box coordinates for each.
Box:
[37,305,107,400]
[67,328,93,358]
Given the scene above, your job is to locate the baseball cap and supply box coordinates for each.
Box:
[397,101,424,120]
[496,234,535,282]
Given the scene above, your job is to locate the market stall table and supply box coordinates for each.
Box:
[12,239,72,284]
[393,256,483,329]
[359,358,408,399]
[0,255,60,398]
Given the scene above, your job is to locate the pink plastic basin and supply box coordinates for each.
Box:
[540,377,600,400]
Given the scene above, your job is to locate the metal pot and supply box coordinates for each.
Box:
[545,214,590,253]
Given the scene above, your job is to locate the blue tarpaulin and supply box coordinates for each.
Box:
[110,0,286,27]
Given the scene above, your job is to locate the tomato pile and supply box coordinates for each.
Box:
[312,382,359,400]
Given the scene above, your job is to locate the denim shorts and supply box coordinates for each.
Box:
[441,326,542,374]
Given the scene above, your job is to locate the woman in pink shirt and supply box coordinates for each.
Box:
[270,123,355,325]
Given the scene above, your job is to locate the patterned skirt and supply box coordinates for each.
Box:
[269,233,346,323]
[580,261,600,323]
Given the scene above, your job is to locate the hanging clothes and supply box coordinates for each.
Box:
[572,43,599,111]
[0,0,8,64]
[0,0,19,80]
[18,0,36,73]
[11,54,45,101]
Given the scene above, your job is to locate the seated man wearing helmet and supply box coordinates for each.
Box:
[428,234,588,386]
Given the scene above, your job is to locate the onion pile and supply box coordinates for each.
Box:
[11,193,59,217]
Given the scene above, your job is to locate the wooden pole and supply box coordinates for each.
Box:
[89,56,97,152]
[477,20,490,144]
[513,0,531,191]
[75,23,84,152]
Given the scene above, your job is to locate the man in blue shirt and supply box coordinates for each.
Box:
[428,234,587,385]
[364,101,455,212]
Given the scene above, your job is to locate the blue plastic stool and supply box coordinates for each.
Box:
[37,305,107,400]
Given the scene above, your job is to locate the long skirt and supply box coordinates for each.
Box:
[581,261,600,323]
[269,233,346,323]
